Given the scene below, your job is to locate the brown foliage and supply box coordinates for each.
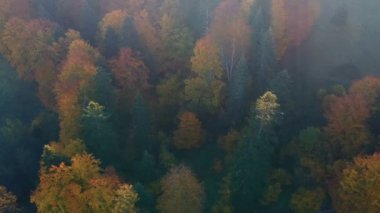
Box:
[109,48,150,95]
[173,112,204,149]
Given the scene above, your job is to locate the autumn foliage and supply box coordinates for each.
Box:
[31,154,138,213]
[109,48,149,98]
[56,39,99,143]
[335,153,380,213]
[272,0,320,59]
[185,36,225,113]
[157,165,204,213]
[0,18,59,108]
[324,77,380,160]
[173,112,204,149]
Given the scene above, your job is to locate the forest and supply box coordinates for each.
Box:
[1,0,380,212]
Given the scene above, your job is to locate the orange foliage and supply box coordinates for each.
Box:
[272,0,320,59]
[31,154,138,213]
[98,10,129,39]
[349,76,380,106]
[325,94,370,159]
[1,18,59,108]
[286,0,320,47]
[271,0,288,59]
[335,153,380,213]
[134,9,161,57]
[325,77,380,159]
[109,48,149,94]
[56,39,99,142]
[173,112,204,149]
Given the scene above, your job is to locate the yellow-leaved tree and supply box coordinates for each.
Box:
[31,154,138,213]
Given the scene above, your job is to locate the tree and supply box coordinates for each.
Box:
[31,154,138,213]
[335,153,380,213]
[349,76,380,106]
[285,127,327,182]
[271,0,320,59]
[158,0,193,74]
[56,39,99,143]
[157,165,204,213]
[218,130,240,164]
[225,57,251,125]
[285,0,320,48]
[0,186,18,212]
[97,10,129,57]
[109,48,150,102]
[184,36,225,114]
[256,91,281,138]
[209,0,251,81]
[324,77,380,161]
[173,112,204,149]
[271,0,288,59]
[230,92,280,211]
[0,18,59,108]
[254,29,278,93]
[290,188,325,213]
[0,0,34,31]
[134,9,161,60]
[82,101,120,167]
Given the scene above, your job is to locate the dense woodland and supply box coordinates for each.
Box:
[1,0,380,212]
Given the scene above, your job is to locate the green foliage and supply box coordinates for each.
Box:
[82,101,120,167]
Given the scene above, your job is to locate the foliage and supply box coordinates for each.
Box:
[0,186,18,212]
[185,36,225,114]
[173,112,204,149]
[290,187,325,213]
[157,165,204,213]
[31,154,138,213]
[334,153,380,212]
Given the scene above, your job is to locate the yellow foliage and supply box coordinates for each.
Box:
[335,153,380,213]
[98,9,128,39]
[290,188,325,213]
[157,165,204,213]
[31,154,138,213]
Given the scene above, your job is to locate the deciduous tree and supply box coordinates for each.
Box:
[0,186,18,212]
[184,36,225,114]
[157,165,204,213]
[335,153,380,213]
[31,154,138,213]
[56,39,99,148]
[173,112,204,149]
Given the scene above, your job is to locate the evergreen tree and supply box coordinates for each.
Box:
[230,91,281,211]
[225,57,251,126]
